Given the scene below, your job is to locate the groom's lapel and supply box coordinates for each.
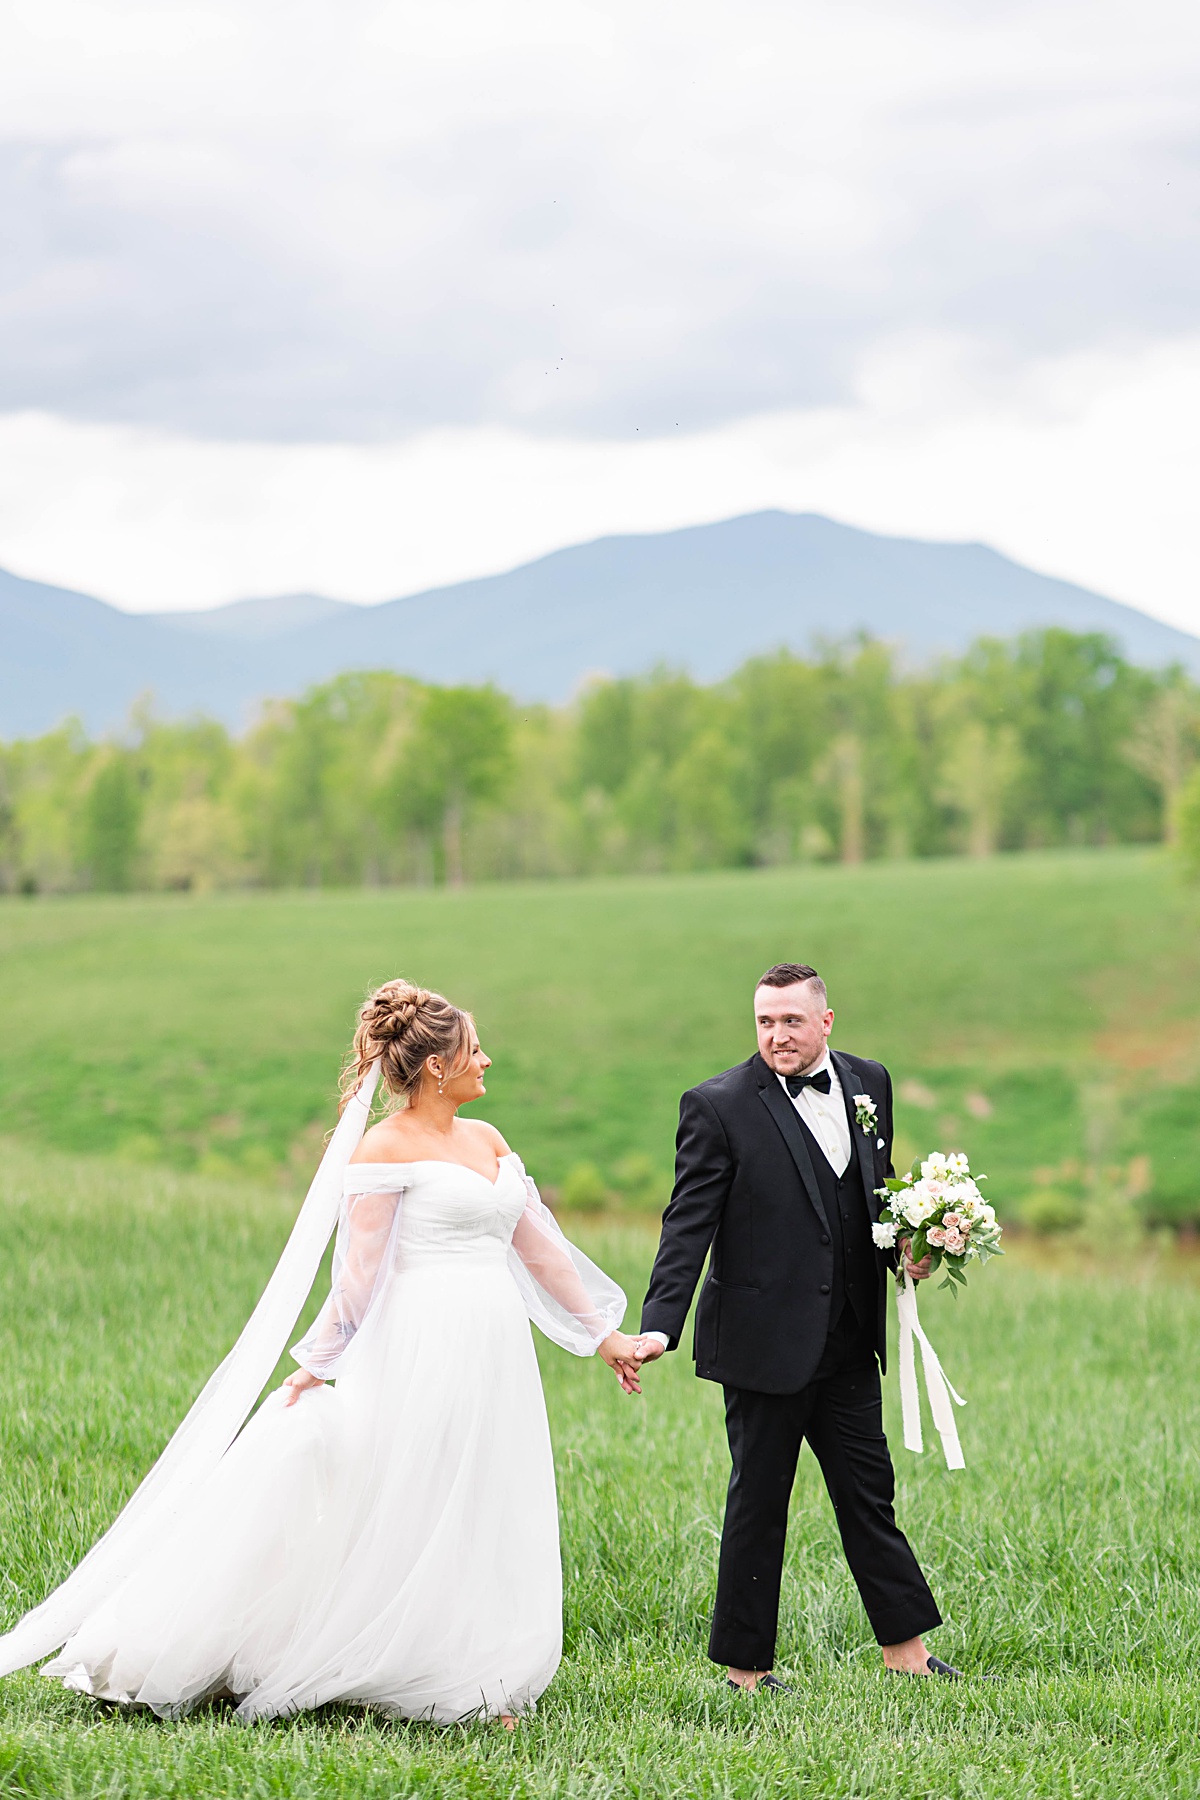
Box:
[756,1062,833,1237]
[832,1050,881,1221]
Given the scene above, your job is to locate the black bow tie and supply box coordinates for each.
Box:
[785,1069,831,1096]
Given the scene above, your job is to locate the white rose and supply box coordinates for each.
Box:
[872,1221,899,1249]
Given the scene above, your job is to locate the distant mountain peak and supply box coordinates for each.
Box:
[3,510,1199,737]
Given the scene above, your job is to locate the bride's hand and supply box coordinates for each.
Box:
[598,1331,644,1395]
[281,1369,325,1407]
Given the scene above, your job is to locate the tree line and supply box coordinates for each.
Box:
[3,627,1200,895]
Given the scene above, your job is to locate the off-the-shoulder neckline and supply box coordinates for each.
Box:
[345,1151,520,1189]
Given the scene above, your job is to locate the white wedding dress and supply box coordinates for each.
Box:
[11,1151,624,1723]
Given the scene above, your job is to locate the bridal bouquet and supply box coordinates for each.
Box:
[872,1152,1003,1294]
[870,1152,1001,1470]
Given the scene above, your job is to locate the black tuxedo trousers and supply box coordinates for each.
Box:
[641,1053,940,1668]
[711,1304,941,1667]
[711,1109,939,1666]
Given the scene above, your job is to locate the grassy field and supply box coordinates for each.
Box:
[1,850,1199,1797]
[2,847,1200,1220]
[0,1140,1198,1798]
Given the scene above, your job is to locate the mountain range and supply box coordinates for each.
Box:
[2,510,1198,738]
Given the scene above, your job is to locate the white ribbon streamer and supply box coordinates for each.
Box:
[895,1271,967,1470]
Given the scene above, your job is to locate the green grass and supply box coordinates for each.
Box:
[0,1140,1198,1797]
[2,851,1200,1794]
[2,848,1200,1218]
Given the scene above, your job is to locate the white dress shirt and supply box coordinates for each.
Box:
[642,1051,851,1350]
[778,1050,851,1176]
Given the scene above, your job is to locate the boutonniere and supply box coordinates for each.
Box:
[852,1093,878,1134]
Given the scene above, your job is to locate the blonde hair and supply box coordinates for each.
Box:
[340,979,474,1110]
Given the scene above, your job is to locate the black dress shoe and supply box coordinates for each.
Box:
[888,1654,963,1678]
[727,1673,792,1693]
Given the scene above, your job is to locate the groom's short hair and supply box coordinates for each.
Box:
[756,963,827,1007]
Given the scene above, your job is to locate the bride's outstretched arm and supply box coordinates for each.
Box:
[510,1208,610,1329]
[513,1205,643,1390]
[284,1188,402,1400]
[508,1166,636,1384]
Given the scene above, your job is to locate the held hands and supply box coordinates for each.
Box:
[597,1331,647,1395]
[598,1331,668,1394]
[899,1236,933,1282]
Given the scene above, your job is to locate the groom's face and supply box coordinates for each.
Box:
[754,981,834,1076]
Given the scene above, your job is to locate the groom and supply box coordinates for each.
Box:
[633,963,956,1686]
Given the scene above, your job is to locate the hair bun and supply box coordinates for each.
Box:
[342,977,472,1112]
[369,981,430,1040]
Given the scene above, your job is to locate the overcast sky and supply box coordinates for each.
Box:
[2,0,1199,623]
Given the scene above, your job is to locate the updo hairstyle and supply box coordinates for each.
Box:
[341,978,474,1110]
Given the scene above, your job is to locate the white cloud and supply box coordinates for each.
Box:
[1,0,1198,438]
[2,330,1199,632]
[1,0,1199,626]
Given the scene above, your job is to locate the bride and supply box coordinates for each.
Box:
[0,980,643,1725]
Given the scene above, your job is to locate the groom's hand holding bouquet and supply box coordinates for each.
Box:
[874,1152,1003,1294]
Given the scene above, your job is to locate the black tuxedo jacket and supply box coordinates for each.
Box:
[640,1050,896,1394]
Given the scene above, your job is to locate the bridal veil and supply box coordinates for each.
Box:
[0,1063,382,1677]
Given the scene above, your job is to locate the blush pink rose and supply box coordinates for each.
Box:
[943,1229,965,1254]
[926,1226,947,1246]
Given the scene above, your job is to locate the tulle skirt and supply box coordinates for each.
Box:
[43,1257,563,1723]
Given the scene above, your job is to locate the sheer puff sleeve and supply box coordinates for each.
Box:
[507,1159,626,1355]
[291,1173,405,1379]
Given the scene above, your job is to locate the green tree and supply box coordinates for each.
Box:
[248,672,423,886]
[82,753,143,891]
[3,723,90,893]
[0,628,1191,892]
[573,670,715,873]
[1124,669,1200,846]
[668,728,752,868]
[809,639,902,862]
[399,685,515,885]
[1176,764,1200,879]
[133,713,240,891]
[726,652,828,862]
[1006,631,1160,846]
[575,679,639,796]
[937,717,1023,856]
[932,659,1026,857]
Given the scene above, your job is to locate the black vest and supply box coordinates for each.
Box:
[793,1103,876,1331]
